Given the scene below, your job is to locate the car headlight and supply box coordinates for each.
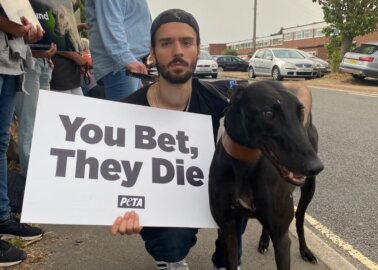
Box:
[283,62,296,68]
[315,62,324,68]
[211,62,218,68]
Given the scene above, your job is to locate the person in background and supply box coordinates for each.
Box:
[15,43,57,178]
[0,12,45,266]
[86,0,151,101]
[111,9,247,270]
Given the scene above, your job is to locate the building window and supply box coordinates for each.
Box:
[295,31,303,40]
[284,32,292,41]
[303,29,313,39]
[272,38,283,45]
[315,28,325,37]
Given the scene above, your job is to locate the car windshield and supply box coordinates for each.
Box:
[352,44,378,55]
[199,51,212,60]
[273,49,305,59]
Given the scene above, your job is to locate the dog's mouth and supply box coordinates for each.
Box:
[261,146,306,186]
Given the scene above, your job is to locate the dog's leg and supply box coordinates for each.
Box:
[258,227,270,254]
[296,176,317,263]
[271,232,291,270]
[219,222,239,270]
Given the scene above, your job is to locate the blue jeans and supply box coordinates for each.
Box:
[99,68,141,101]
[140,217,247,267]
[15,58,52,177]
[0,74,17,221]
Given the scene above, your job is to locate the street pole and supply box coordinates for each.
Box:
[252,0,257,54]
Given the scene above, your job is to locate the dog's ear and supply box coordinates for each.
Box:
[225,86,252,144]
[229,85,244,105]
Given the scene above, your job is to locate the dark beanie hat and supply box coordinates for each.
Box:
[151,9,200,45]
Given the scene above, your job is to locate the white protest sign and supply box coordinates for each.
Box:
[0,0,42,28]
[21,91,218,228]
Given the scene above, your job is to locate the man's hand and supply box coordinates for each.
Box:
[111,211,142,235]
[126,61,148,75]
[21,16,44,43]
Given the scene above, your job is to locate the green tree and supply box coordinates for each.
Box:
[312,0,378,57]
[325,35,342,72]
[221,48,238,56]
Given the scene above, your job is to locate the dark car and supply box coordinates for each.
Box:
[216,55,249,72]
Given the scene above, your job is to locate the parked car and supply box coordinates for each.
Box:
[194,50,218,78]
[339,42,378,80]
[248,48,317,80]
[216,55,249,72]
[296,50,330,77]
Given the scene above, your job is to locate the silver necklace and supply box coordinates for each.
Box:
[154,83,191,112]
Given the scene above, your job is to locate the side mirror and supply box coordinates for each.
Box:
[266,55,273,61]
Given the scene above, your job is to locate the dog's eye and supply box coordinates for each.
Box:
[262,111,274,120]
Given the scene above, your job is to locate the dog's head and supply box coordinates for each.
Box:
[224,81,324,185]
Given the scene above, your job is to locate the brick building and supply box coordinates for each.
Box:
[206,21,378,61]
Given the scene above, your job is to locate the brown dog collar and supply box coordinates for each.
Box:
[222,131,262,161]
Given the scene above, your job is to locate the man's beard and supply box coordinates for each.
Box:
[156,56,197,84]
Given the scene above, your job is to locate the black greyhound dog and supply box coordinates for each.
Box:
[209,81,324,270]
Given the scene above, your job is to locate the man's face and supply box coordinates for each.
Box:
[151,22,199,84]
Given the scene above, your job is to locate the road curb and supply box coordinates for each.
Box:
[289,222,358,270]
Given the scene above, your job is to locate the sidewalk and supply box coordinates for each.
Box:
[10,219,357,270]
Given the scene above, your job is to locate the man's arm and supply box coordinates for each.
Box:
[90,0,147,74]
[0,16,43,43]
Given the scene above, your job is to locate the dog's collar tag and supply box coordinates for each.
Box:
[222,131,262,161]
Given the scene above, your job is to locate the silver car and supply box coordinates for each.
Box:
[248,48,317,80]
[339,42,378,80]
[296,50,331,78]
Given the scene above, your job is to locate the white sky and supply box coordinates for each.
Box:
[147,0,324,45]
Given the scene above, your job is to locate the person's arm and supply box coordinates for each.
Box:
[77,22,89,32]
[57,51,87,66]
[111,211,142,235]
[0,16,43,43]
[91,0,147,74]
[32,43,57,59]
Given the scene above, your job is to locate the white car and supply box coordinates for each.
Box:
[194,51,218,78]
[248,48,317,80]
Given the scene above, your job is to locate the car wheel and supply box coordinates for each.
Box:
[352,74,365,80]
[218,66,224,72]
[248,67,256,78]
[211,73,218,79]
[272,67,283,81]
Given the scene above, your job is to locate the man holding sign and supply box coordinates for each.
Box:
[112,9,246,270]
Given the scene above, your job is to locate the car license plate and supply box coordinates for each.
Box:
[198,68,209,72]
[346,59,358,64]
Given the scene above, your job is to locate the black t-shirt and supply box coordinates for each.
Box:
[50,54,81,90]
[122,79,229,141]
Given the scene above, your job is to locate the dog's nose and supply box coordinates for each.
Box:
[304,158,324,176]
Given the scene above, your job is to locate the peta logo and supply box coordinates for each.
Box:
[118,195,145,209]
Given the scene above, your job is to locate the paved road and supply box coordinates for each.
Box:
[303,86,378,270]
